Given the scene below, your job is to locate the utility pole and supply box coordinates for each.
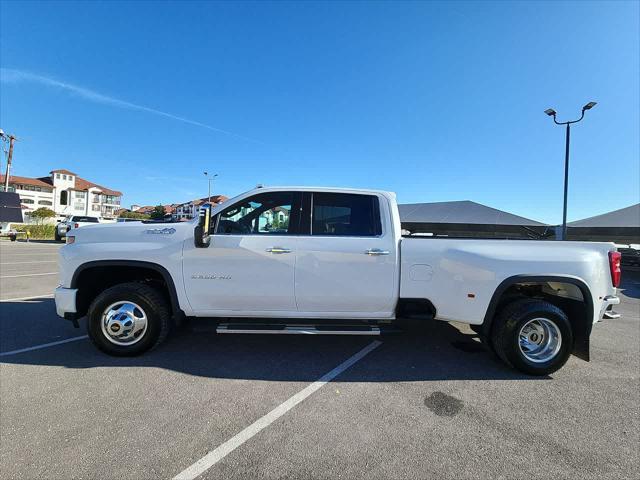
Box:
[0,131,16,192]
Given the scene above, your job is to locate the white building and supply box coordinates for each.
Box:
[174,195,227,220]
[0,169,123,221]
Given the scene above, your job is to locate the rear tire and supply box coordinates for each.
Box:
[491,299,572,376]
[87,282,171,356]
[54,230,61,242]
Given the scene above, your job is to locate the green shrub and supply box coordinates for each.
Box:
[12,224,56,240]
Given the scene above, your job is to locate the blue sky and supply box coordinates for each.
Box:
[1,0,638,223]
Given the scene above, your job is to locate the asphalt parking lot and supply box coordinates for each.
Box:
[1,240,639,479]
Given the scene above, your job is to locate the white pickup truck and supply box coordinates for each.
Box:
[55,215,101,242]
[55,186,622,375]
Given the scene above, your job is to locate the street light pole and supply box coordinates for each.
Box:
[562,122,570,240]
[203,172,218,204]
[544,102,597,241]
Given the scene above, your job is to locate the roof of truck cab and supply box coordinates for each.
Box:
[241,186,396,197]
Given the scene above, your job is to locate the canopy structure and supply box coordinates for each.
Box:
[0,192,23,223]
[567,204,640,243]
[399,200,550,239]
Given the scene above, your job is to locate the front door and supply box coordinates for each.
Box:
[182,191,300,315]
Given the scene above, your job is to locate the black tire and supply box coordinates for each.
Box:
[87,282,171,356]
[54,229,61,242]
[491,299,573,376]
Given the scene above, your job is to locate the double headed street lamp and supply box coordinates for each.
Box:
[544,101,597,241]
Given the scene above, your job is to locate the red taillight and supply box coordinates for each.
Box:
[609,251,621,288]
[74,223,79,229]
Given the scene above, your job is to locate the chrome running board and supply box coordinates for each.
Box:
[216,324,382,335]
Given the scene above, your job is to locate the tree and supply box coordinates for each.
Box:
[150,205,166,220]
[29,207,55,224]
[119,210,150,220]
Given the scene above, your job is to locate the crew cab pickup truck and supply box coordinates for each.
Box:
[55,215,100,242]
[55,186,622,375]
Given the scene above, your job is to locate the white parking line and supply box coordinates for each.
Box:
[0,253,59,256]
[0,294,54,302]
[1,261,58,265]
[172,340,382,480]
[0,272,57,279]
[0,335,88,357]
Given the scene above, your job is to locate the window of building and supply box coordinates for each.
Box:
[63,174,67,180]
[56,174,60,179]
[38,200,52,206]
[311,193,381,237]
[69,176,73,181]
[215,192,294,235]
[92,205,100,211]
[75,191,86,199]
[22,198,35,204]
[59,190,69,205]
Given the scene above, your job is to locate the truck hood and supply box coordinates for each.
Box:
[69,221,195,244]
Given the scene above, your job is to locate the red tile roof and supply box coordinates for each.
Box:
[185,195,228,207]
[1,173,121,196]
[73,176,122,196]
[0,174,53,188]
[50,169,78,175]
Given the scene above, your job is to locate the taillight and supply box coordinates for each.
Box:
[609,251,621,288]
[74,223,79,229]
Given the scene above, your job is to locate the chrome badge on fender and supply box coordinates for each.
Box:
[144,227,176,235]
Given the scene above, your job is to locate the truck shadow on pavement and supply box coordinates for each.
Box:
[0,299,548,382]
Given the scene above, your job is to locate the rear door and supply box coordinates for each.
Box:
[294,192,398,317]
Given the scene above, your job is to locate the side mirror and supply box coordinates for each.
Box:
[194,205,212,248]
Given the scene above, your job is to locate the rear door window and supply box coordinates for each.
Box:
[311,193,381,236]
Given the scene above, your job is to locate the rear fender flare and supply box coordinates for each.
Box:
[481,275,594,361]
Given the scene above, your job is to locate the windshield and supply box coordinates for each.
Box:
[71,216,99,222]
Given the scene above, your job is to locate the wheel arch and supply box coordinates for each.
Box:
[482,274,594,361]
[71,260,183,321]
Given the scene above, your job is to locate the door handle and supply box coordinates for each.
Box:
[266,247,292,254]
[365,248,390,256]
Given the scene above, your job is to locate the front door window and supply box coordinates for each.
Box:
[215,192,294,235]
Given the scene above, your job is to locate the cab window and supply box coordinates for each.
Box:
[311,193,381,236]
[214,192,295,235]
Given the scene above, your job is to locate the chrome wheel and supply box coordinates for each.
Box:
[518,317,562,363]
[101,301,148,346]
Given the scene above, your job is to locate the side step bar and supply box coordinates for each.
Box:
[216,324,384,335]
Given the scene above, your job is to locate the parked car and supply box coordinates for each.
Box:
[54,186,622,375]
[617,244,640,268]
[116,218,143,223]
[55,215,100,242]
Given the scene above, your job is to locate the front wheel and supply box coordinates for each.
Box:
[87,282,171,356]
[491,299,573,376]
